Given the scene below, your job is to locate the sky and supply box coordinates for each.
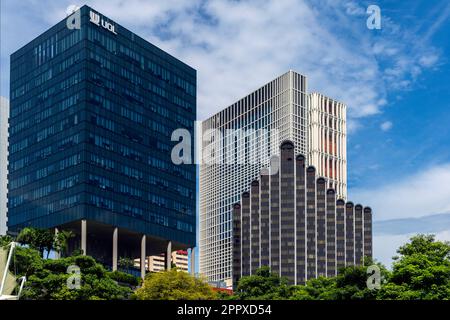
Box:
[1,0,450,268]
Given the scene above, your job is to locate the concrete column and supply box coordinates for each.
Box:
[81,220,87,255]
[190,247,195,276]
[166,241,172,270]
[112,227,118,271]
[141,235,146,280]
[54,228,60,259]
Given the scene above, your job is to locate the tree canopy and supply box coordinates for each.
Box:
[135,268,217,300]
[3,232,449,300]
[14,248,135,300]
[0,233,136,300]
[16,227,55,258]
[233,235,450,300]
[234,266,292,300]
[377,234,450,300]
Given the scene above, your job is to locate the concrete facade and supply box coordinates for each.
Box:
[232,141,372,287]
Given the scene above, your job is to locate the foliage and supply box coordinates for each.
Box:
[377,234,450,300]
[16,227,55,258]
[7,229,450,300]
[13,246,45,277]
[135,269,217,300]
[13,247,132,300]
[215,290,235,300]
[118,257,135,269]
[290,276,336,300]
[54,230,75,257]
[0,234,14,247]
[235,235,450,300]
[290,262,387,300]
[233,266,293,300]
[107,270,142,287]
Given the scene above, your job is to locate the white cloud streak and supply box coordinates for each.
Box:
[350,163,450,221]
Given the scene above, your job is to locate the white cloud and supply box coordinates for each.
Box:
[419,54,439,68]
[380,121,393,132]
[347,119,362,134]
[350,163,450,221]
[344,2,366,16]
[2,1,443,126]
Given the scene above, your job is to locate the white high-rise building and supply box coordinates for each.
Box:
[199,71,308,286]
[308,92,347,199]
[0,97,9,236]
[199,71,348,286]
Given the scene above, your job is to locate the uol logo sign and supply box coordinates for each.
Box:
[90,11,117,35]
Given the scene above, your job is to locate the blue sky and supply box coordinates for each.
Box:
[1,0,450,267]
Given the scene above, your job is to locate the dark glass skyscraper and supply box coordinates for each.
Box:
[8,6,196,274]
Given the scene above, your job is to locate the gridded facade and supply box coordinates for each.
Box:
[308,92,347,199]
[0,98,9,235]
[8,6,196,259]
[232,141,372,287]
[200,71,308,285]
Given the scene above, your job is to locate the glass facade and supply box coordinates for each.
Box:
[0,99,8,235]
[8,6,196,249]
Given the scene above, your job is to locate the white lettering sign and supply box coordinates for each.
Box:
[90,11,117,35]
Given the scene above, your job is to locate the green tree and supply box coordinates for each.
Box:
[377,234,450,300]
[14,246,44,278]
[135,269,216,300]
[233,266,293,300]
[16,228,55,258]
[292,235,450,300]
[14,247,133,300]
[290,276,337,300]
[290,262,389,300]
[108,270,142,287]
